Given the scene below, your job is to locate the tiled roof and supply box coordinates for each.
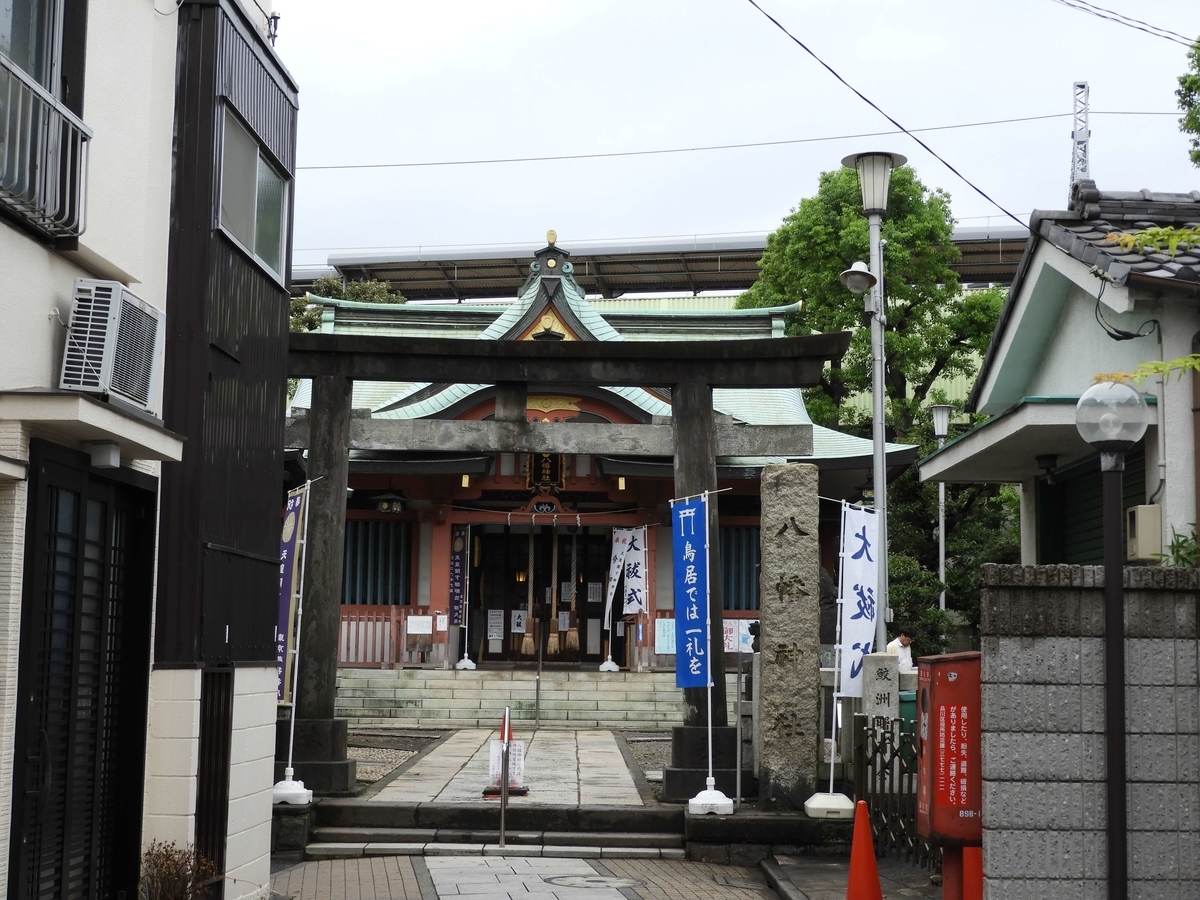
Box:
[1032,180,1200,286]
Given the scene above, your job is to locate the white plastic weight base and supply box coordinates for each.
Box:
[688,777,734,815]
[804,792,855,819]
[598,657,619,672]
[455,657,476,670]
[272,767,313,805]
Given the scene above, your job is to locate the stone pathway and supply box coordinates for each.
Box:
[271,856,772,900]
[369,729,643,806]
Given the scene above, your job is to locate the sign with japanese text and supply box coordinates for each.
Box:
[837,502,879,698]
[487,609,504,640]
[916,652,982,846]
[672,494,710,688]
[277,486,307,703]
[449,525,468,626]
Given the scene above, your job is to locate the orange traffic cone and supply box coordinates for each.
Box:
[845,800,882,900]
[964,846,983,900]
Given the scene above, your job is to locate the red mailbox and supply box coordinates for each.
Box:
[916,651,982,846]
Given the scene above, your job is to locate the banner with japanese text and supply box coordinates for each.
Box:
[449,524,468,626]
[277,486,307,703]
[838,502,878,698]
[672,494,710,688]
[621,527,647,615]
[603,527,647,626]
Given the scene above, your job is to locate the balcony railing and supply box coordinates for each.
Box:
[0,53,91,239]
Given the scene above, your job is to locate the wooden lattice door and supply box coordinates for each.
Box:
[10,443,154,900]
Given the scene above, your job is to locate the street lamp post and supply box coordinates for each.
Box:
[840,151,906,655]
[929,404,954,611]
[1075,380,1150,900]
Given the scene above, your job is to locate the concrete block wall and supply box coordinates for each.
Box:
[223,666,277,900]
[980,564,1200,898]
[142,668,201,847]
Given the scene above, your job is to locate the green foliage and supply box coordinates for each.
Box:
[885,553,952,656]
[1179,37,1200,167]
[886,412,1021,636]
[1105,226,1200,257]
[291,276,405,334]
[737,166,1004,436]
[1156,525,1200,567]
[1095,353,1200,386]
[739,166,1019,640]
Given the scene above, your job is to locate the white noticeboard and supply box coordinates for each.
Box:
[436,614,448,632]
[487,609,504,640]
[655,618,675,655]
[488,740,525,787]
[722,621,754,653]
[511,610,527,634]
[558,611,570,632]
[406,615,433,635]
[587,582,602,604]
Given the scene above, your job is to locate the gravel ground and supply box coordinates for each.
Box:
[622,732,672,780]
[348,730,443,785]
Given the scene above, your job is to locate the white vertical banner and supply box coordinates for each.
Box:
[604,528,632,628]
[838,503,879,698]
[621,527,647,615]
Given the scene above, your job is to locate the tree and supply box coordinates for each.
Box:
[1179,36,1200,167]
[290,276,405,334]
[738,166,1004,436]
[739,166,1019,647]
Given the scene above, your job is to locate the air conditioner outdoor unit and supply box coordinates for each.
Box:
[60,279,166,416]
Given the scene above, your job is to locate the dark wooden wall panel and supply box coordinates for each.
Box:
[157,0,296,665]
[217,11,297,171]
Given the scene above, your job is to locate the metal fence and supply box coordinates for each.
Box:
[852,713,941,873]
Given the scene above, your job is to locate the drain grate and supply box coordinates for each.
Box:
[713,874,770,891]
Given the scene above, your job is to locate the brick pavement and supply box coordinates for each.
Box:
[271,857,425,900]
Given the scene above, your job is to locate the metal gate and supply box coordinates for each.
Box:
[10,441,155,900]
[852,713,940,872]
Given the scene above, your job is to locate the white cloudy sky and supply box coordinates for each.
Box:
[269,0,1200,268]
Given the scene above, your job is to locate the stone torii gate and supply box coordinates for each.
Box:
[284,330,850,791]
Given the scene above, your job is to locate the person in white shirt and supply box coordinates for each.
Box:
[886,626,916,671]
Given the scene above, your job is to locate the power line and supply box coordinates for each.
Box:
[295,110,1174,173]
[743,0,1042,229]
[1047,0,1196,47]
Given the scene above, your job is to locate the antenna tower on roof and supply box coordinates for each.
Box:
[1070,81,1090,199]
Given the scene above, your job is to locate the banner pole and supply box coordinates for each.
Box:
[704,493,714,785]
[286,481,314,776]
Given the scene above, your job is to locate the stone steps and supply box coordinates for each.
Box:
[336,668,744,729]
[301,800,688,860]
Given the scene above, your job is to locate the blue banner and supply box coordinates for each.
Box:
[672,495,710,688]
[277,487,306,702]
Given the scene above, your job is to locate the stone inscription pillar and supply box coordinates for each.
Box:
[757,463,821,809]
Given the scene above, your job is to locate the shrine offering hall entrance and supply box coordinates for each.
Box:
[466,527,628,665]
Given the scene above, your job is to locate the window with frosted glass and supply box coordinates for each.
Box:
[219,106,289,277]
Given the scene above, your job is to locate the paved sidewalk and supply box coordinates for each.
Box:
[766,854,939,899]
[368,729,642,806]
[271,855,773,900]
